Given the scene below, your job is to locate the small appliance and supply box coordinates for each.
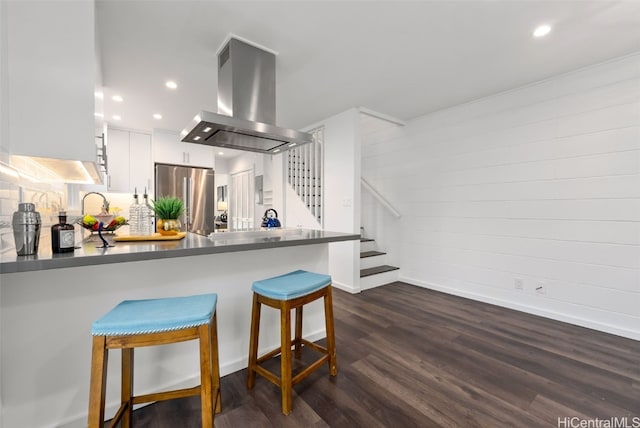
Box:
[261,208,281,229]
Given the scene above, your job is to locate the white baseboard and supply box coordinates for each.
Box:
[332,280,361,294]
[399,275,639,341]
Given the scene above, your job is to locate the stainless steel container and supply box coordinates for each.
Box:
[12,203,41,256]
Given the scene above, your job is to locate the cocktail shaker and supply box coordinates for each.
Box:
[12,203,41,256]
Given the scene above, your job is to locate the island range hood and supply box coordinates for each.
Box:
[181,36,313,154]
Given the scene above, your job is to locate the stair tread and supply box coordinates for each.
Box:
[360,265,399,278]
[360,238,375,242]
[360,251,386,258]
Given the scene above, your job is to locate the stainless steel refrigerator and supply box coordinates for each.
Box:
[155,163,215,236]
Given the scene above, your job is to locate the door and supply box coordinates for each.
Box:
[230,169,254,230]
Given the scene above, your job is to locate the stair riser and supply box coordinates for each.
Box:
[360,254,388,269]
[360,269,399,290]
[360,240,377,252]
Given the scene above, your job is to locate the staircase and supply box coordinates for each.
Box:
[287,127,323,225]
[360,234,399,290]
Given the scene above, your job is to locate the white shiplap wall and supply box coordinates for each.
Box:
[362,53,640,340]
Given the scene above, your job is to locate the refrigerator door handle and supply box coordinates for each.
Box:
[188,177,194,227]
[183,176,189,229]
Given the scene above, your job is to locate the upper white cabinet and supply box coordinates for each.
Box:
[153,129,215,168]
[106,128,152,193]
[6,1,94,163]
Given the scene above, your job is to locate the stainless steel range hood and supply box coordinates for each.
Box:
[181,37,313,154]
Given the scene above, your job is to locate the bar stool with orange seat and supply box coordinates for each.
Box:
[88,293,222,428]
[247,270,337,415]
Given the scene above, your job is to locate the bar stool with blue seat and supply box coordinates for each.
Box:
[247,270,337,415]
[88,293,222,428]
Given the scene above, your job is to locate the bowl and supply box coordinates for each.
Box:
[77,214,127,233]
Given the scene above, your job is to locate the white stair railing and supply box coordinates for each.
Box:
[361,177,401,218]
[287,126,324,225]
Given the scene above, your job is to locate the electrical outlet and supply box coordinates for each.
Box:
[535,281,546,295]
[514,278,524,290]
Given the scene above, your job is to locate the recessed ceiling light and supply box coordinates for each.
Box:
[112,95,123,102]
[193,136,201,141]
[94,112,104,118]
[218,152,224,156]
[203,127,212,133]
[153,113,162,120]
[94,91,104,99]
[165,80,178,89]
[112,115,122,121]
[533,24,551,38]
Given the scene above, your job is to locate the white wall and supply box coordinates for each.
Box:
[0,0,7,164]
[0,3,6,424]
[285,185,322,229]
[321,108,361,292]
[362,53,640,340]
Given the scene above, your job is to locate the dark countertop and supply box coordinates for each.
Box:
[0,228,360,274]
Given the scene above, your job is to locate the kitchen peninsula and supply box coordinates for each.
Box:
[0,228,359,428]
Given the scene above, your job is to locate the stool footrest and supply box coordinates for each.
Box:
[107,403,130,428]
[133,385,201,405]
[292,355,329,385]
[257,346,286,364]
[254,354,330,388]
[300,339,327,354]
[255,365,281,387]
[256,339,328,365]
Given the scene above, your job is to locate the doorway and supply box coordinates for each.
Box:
[230,169,254,230]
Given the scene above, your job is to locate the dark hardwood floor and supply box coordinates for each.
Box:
[122,282,640,427]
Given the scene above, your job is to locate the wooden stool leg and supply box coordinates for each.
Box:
[211,313,222,414]
[324,286,338,376]
[280,300,293,415]
[121,347,134,428]
[88,335,108,428]
[294,306,303,359]
[199,323,214,428]
[247,293,261,389]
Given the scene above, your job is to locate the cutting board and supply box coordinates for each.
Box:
[114,232,187,242]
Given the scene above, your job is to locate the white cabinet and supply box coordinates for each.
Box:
[106,128,152,193]
[6,1,95,164]
[106,129,129,192]
[153,129,215,168]
[129,132,152,192]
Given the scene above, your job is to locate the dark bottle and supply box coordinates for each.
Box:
[51,211,75,253]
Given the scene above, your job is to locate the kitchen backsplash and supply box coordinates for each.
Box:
[0,160,68,251]
[80,191,133,218]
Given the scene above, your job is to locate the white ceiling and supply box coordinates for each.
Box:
[96,1,640,138]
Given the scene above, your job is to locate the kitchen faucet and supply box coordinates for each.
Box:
[81,192,110,215]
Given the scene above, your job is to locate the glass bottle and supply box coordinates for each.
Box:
[140,188,154,236]
[51,211,75,253]
[129,189,141,235]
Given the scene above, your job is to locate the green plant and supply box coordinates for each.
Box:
[151,196,184,220]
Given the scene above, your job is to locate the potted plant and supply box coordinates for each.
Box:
[152,196,184,235]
